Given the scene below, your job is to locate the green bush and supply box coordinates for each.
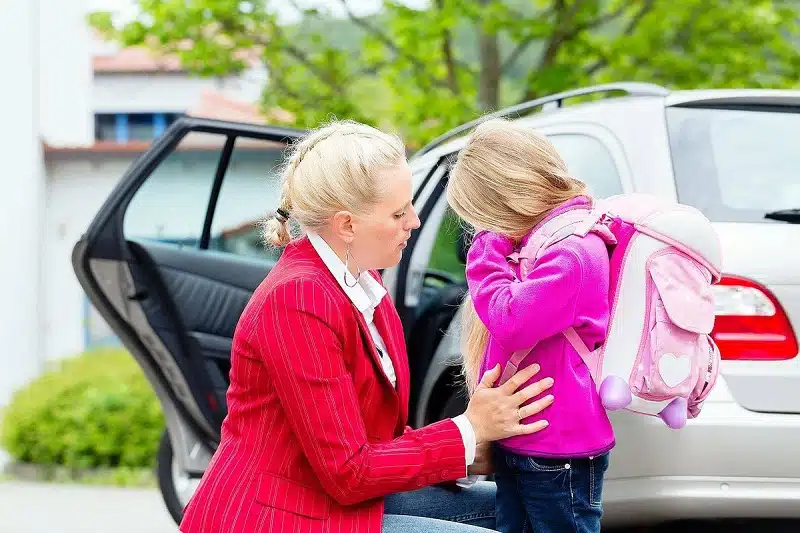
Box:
[0,347,164,469]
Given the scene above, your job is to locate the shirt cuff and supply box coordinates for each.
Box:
[451,414,476,466]
[456,474,480,489]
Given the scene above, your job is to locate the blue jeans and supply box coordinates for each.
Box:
[382,480,496,532]
[494,446,610,533]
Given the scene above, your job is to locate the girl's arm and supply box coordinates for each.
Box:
[465,230,584,353]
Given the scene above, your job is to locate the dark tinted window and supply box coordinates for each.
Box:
[667,106,800,222]
[94,114,117,142]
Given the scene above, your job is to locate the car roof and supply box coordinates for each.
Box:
[411,84,800,163]
[665,88,800,107]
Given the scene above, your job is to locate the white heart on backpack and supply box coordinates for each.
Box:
[658,353,691,388]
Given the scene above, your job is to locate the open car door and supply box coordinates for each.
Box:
[71,117,304,522]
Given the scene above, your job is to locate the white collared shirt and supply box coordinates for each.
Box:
[307,231,397,387]
[306,232,477,480]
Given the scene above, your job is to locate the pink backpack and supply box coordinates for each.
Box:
[501,193,723,429]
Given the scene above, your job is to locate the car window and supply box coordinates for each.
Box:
[208,137,286,260]
[425,135,624,283]
[123,132,225,247]
[428,206,466,281]
[411,158,438,193]
[547,134,624,199]
[667,106,800,222]
[123,132,288,260]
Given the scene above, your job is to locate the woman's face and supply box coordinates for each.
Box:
[333,161,421,271]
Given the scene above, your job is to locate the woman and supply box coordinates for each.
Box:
[179,120,555,533]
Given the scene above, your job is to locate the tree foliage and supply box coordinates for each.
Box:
[89,0,800,148]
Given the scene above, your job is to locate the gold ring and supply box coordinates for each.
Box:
[517,408,522,421]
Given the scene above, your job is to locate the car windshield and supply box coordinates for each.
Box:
[666,106,800,222]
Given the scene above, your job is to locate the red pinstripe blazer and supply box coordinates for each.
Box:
[179,236,467,533]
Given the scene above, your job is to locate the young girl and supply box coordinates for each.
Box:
[446,118,615,533]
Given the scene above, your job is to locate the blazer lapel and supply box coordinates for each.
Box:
[293,239,406,428]
[294,239,391,388]
[373,299,410,430]
[352,306,400,401]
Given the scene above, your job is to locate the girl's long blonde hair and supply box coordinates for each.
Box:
[446,118,588,393]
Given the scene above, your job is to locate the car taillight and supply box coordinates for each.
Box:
[711,274,798,361]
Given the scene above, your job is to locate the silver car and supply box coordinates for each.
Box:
[73,82,799,529]
[403,82,800,529]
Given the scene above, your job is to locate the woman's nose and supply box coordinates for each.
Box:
[408,208,421,230]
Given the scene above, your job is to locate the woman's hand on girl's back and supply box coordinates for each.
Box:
[464,363,554,445]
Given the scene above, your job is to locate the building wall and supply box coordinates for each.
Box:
[43,155,127,363]
[0,1,47,406]
[0,0,273,406]
[93,70,267,114]
[38,0,94,148]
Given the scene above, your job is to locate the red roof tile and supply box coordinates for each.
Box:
[186,89,295,125]
[93,45,185,73]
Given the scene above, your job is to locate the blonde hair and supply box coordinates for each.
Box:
[263,119,407,247]
[446,118,588,393]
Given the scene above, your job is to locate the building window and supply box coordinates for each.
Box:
[94,113,182,143]
[94,114,118,142]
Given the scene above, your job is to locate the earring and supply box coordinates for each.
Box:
[344,244,362,288]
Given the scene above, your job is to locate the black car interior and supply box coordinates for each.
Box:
[96,119,474,437]
[405,225,472,420]
[126,239,271,429]
[128,225,472,433]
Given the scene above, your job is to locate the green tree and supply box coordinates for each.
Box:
[89,0,800,148]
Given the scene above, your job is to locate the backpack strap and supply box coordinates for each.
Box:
[511,209,592,264]
[497,207,604,386]
[536,206,611,259]
[498,346,534,385]
[563,327,591,361]
[497,328,591,386]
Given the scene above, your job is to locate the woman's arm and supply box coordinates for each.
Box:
[465,231,584,354]
[258,278,467,506]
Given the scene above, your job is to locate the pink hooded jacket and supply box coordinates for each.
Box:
[466,196,615,458]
